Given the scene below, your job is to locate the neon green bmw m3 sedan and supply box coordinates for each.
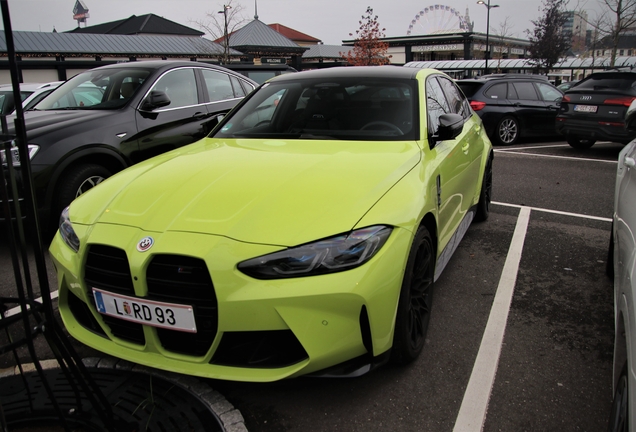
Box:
[49,66,493,382]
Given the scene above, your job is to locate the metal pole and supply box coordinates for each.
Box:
[485,1,490,74]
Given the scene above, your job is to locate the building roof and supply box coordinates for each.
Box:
[302,44,349,59]
[267,24,321,44]
[229,19,307,54]
[405,56,636,71]
[0,31,240,58]
[67,14,204,37]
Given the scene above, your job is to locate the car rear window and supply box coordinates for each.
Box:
[457,82,483,98]
[576,73,636,91]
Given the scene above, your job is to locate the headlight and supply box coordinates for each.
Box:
[238,225,393,279]
[59,206,80,252]
[0,141,39,167]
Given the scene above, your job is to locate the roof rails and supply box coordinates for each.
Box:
[477,73,549,80]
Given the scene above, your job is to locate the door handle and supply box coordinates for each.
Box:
[625,156,636,168]
[193,111,208,119]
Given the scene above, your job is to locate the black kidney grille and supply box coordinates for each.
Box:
[84,244,134,295]
[83,244,143,345]
[146,255,218,356]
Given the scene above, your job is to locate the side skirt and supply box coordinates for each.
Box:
[434,207,475,282]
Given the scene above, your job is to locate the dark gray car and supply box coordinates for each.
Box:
[1,60,257,230]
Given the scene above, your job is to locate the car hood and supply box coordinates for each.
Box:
[71,137,421,246]
[10,109,125,138]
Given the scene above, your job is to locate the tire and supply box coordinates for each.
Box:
[391,226,435,365]
[495,116,519,146]
[567,136,596,149]
[608,364,628,432]
[54,164,112,223]
[475,153,493,222]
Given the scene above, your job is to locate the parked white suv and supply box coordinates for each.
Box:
[608,98,636,431]
[0,81,63,115]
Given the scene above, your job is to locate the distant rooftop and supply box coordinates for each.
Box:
[267,24,321,44]
[67,14,204,37]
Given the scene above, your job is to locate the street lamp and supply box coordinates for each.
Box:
[477,0,499,75]
[218,5,232,64]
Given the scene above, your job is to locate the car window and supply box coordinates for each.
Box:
[576,73,636,91]
[456,82,482,98]
[35,68,150,110]
[536,83,562,102]
[229,76,247,98]
[511,82,539,100]
[438,76,470,119]
[215,78,417,141]
[24,90,54,110]
[484,83,507,100]
[426,77,451,136]
[201,69,237,103]
[151,68,198,109]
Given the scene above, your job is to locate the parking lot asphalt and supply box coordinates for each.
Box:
[0,139,622,431]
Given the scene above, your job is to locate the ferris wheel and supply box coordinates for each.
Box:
[406,5,470,35]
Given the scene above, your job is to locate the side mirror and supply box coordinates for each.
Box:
[140,90,171,111]
[626,99,636,132]
[436,113,465,142]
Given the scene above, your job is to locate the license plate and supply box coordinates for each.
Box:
[574,104,598,113]
[92,288,197,333]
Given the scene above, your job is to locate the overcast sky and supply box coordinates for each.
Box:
[1,0,606,45]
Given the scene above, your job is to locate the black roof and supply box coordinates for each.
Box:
[67,14,204,37]
[269,65,422,82]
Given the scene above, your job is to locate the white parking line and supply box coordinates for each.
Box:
[494,149,618,164]
[493,201,612,223]
[498,141,613,152]
[1,290,59,318]
[453,206,531,432]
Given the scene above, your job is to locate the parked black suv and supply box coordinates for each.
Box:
[556,70,636,148]
[457,74,564,145]
[1,60,257,230]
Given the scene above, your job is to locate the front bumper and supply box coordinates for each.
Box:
[50,222,413,382]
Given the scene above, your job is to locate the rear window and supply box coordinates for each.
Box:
[456,82,483,98]
[576,73,636,91]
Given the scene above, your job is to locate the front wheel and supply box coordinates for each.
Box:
[608,364,628,432]
[567,136,596,149]
[54,164,112,224]
[495,116,519,146]
[391,226,435,365]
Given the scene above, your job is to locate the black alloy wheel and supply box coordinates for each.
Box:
[495,116,519,146]
[53,164,112,229]
[391,226,435,364]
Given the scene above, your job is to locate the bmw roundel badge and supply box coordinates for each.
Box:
[137,236,154,252]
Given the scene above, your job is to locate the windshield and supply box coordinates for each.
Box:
[34,68,150,110]
[214,77,418,141]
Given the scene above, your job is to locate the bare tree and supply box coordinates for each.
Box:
[192,0,248,64]
[596,0,636,66]
[492,17,514,73]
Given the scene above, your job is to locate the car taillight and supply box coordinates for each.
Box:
[604,96,636,107]
[470,101,486,111]
[563,95,571,102]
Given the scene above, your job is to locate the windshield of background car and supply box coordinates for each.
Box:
[34,68,151,110]
[575,73,636,93]
[214,77,418,141]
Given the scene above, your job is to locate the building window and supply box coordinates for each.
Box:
[620,49,624,56]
